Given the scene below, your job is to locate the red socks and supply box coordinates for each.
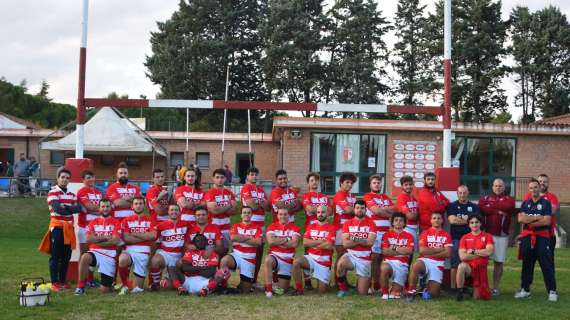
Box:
[295,282,304,294]
[150,268,162,285]
[381,287,389,295]
[265,284,273,293]
[77,280,86,289]
[119,266,130,286]
[373,282,381,291]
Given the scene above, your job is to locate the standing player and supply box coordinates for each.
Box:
[264,208,301,298]
[380,213,415,299]
[76,170,103,287]
[302,172,331,227]
[291,205,336,295]
[175,168,205,223]
[396,175,419,249]
[515,179,557,302]
[146,169,170,223]
[406,212,452,300]
[220,206,263,293]
[186,207,224,255]
[456,215,494,301]
[205,168,238,255]
[106,163,141,222]
[478,178,515,295]
[336,200,377,297]
[363,175,395,293]
[269,169,301,224]
[417,172,449,232]
[117,196,157,294]
[75,199,121,295]
[149,204,192,291]
[332,172,357,284]
[240,167,270,283]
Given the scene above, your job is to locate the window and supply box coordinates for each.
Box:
[170,152,184,167]
[100,155,114,166]
[50,151,65,165]
[196,152,210,169]
[311,133,386,194]
[126,156,140,167]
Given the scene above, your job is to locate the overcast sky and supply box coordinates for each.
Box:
[1,0,568,122]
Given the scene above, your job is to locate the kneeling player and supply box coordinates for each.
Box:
[149,204,192,290]
[292,205,336,295]
[75,199,121,295]
[336,200,377,297]
[117,196,157,294]
[380,213,414,299]
[264,208,301,298]
[406,212,452,300]
[220,206,263,293]
[178,233,230,296]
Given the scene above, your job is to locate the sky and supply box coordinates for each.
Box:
[1,0,568,122]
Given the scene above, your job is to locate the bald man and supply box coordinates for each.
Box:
[479,179,515,296]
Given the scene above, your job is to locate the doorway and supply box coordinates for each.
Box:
[235,153,254,184]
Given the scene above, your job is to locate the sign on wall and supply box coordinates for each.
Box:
[392,140,438,189]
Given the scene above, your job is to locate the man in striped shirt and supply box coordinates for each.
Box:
[106,163,141,222]
[205,168,238,255]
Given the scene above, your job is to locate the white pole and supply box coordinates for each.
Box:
[221,65,230,167]
[247,109,252,165]
[76,0,89,159]
[443,0,452,168]
[185,107,189,163]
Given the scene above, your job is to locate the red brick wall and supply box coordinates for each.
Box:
[281,129,311,191]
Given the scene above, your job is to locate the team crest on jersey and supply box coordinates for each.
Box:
[467,206,473,212]
[537,204,542,210]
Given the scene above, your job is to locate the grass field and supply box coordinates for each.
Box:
[0,198,568,319]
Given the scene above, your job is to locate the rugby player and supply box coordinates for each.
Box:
[417,172,449,232]
[332,172,357,285]
[380,212,414,299]
[396,175,419,250]
[186,206,224,255]
[106,163,141,222]
[269,169,301,224]
[205,168,238,255]
[146,169,170,223]
[175,167,205,223]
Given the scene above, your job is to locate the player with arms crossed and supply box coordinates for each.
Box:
[75,199,121,295]
[116,196,157,294]
[220,206,263,293]
[406,212,452,300]
[291,205,336,295]
[106,163,141,222]
[175,167,205,223]
[336,200,377,297]
[264,208,301,298]
[396,175,419,249]
[146,169,170,223]
[205,168,238,255]
[380,212,415,299]
[186,207,224,256]
[363,175,395,293]
[270,169,301,224]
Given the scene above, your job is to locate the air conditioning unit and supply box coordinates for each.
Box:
[290,129,302,139]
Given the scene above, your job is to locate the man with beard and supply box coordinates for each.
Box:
[146,169,170,223]
[186,207,224,255]
[418,172,449,233]
[269,169,301,224]
[106,163,141,223]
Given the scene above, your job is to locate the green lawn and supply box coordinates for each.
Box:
[0,198,568,319]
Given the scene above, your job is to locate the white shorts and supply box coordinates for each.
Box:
[182,276,210,294]
[78,227,88,244]
[155,249,182,268]
[335,229,343,246]
[346,253,371,278]
[230,252,256,280]
[125,249,150,277]
[90,250,116,278]
[221,230,231,249]
[491,236,508,263]
[384,259,408,287]
[271,254,292,277]
[404,226,419,251]
[305,255,331,285]
[371,231,385,254]
[418,258,444,284]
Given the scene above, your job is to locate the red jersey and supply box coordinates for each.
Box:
[121,214,156,253]
[478,193,515,236]
[419,228,452,262]
[304,223,336,267]
[76,186,102,228]
[174,185,205,222]
[186,223,222,251]
[524,191,559,233]
[381,229,415,265]
[269,187,299,223]
[396,192,418,227]
[240,183,268,227]
[204,187,236,231]
[342,217,377,261]
[47,185,77,222]
[459,231,494,265]
[363,192,393,232]
[301,191,331,226]
[156,219,192,253]
[333,190,356,227]
[106,182,141,220]
[267,222,301,264]
[418,187,449,231]
[146,184,170,221]
[87,215,121,255]
[181,249,219,276]
[230,222,263,264]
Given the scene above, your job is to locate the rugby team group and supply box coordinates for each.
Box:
[39,163,559,302]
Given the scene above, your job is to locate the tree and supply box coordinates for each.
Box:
[392,0,436,120]
[327,0,391,118]
[426,0,509,122]
[36,79,52,101]
[145,0,270,132]
[261,0,328,116]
